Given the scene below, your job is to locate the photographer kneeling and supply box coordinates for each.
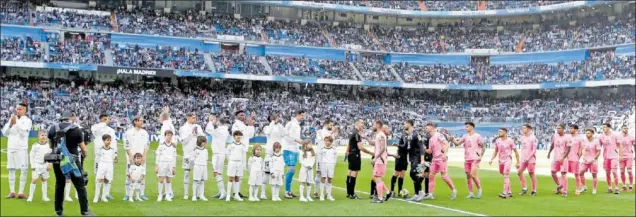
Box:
[46,111,93,216]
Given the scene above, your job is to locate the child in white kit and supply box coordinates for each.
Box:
[248,144,263,201]
[299,143,316,202]
[127,153,146,202]
[226,131,248,202]
[269,142,285,201]
[192,136,209,201]
[27,131,52,202]
[94,134,118,203]
[155,130,177,202]
[320,136,338,201]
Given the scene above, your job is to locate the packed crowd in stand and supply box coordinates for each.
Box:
[266,56,356,80]
[355,56,396,81]
[319,1,567,11]
[3,2,632,54]
[45,33,109,65]
[113,43,207,70]
[1,75,633,149]
[0,1,31,25]
[212,53,267,75]
[0,36,44,62]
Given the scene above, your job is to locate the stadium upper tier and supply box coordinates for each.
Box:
[318,1,567,11]
[1,3,634,54]
[2,30,634,85]
[1,75,633,147]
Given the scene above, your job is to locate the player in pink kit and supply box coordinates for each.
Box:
[599,123,623,194]
[578,128,602,195]
[547,124,572,197]
[517,124,538,196]
[422,122,457,200]
[618,125,635,192]
[448,122,484,199]
[567,125,584,195]
[370,122,393,204]
[489,128,519,199]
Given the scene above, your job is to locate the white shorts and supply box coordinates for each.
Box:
[7,149,28,170]
[270,171,283,186]
[227,161,243,177]
[182,155,195,170]
[320,163,335,178]
[32,166,50,179]
[96,163,114,181]
[193,165,208,181]
[248,171,262,186]
[157,162,175,178]
[211,154,225,174]
[298,166,314,183]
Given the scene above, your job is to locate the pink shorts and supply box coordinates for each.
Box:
[430,161,447,174]
[518,162,536,173]
[568,161,579,173]
[579,162,598,174]
[464,160,480,173]
[551,160,569,173]
[604,159,618,170]
[373,163,387,177]
[620,158,633,169]
[498,162,511,175]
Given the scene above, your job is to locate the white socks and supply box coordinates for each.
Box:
[300,185,305,198]
[158,182,164,198]
[94,182,102,200]
[326,183,332,197]
[64,182,71,198]
[320,182,325,198]
[233,181,240,197]
[226,181,233,199]
[166,182,173,196]
[216,175,225,195]
[306,185,312,199]
[29,183,36,199]
[8,170,16,193]
[19,170,27,194]
[184,170,191,196]
[140,180,146,196]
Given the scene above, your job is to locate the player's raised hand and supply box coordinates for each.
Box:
[247,118,255,126]
[9,114,17,126]
[209,115,216,123]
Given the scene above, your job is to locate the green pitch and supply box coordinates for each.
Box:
[1,138,634,216]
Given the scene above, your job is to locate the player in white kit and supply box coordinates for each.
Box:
[124,116,150,201]
[155,130,177,202]
[319,136,338,201]
[248,145,264,202]
[179,113,205,200]
[206,116,230,199]
[2,103,32,199]
[94,134,117,203]
[262,114,285,200]
[226,131,249,202]
[192,136,209,201]
[27,131,52,202]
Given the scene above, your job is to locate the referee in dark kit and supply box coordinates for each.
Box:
[345,120,373,199]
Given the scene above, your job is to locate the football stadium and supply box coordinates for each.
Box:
[0,0,635,216]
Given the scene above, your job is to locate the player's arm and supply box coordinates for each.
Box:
[561,144,570,162]
[29,145,36,170]
[528,137,537,163]
[155,146,162,165]
[357,141,374,155]
[125,131,133,159]
[441,139,450,160]
[594,145,601,161]
[513,146,520,167]
[1,119,11,135]
[547,137,555,159]
[143,133,150,160]
[489,146,499,165]
[14,118,32,137]
[205,122,217,136]
[449,135,461,146]
[617,142,623,161]
[479,138,486,161]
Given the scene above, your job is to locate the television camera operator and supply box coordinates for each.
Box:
[46,111,93,216]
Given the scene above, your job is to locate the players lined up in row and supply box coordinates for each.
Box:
[4,106,635,204]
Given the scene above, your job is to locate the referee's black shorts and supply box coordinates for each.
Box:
[348,153,361,171]
[395,158,408,171]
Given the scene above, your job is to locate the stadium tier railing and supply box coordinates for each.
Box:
[241,1,609,18]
